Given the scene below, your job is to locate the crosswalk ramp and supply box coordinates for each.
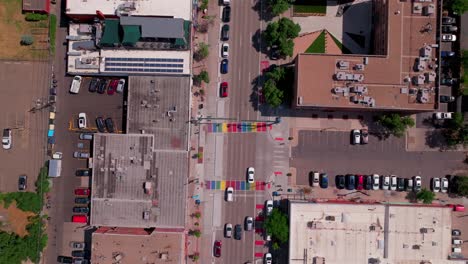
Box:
[205,180,271,191]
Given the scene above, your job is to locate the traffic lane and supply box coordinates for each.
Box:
[225,133,258,182]
[292,130,465,188]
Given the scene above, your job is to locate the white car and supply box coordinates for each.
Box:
[265,200,273,216]
[433,112,453,120]
[225,223,233,238]
[69,76,82,94]
[351,129,361,144]
[372,174,380,190]
[381,175,390,190]
[116,78,126,93]
[390,175,397,191]
[311,171,319,187]
[78,113,87,129]
[432,178,441,192]
[441,34,456,42]
[441,178,449,193]
[413,176,422,192]
[247,167,255,183]
[264,253,272,264]
[2,128,12,150]
[226,187,234,202]
[221,43,229,58]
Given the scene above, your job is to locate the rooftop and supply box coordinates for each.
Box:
[91,134,187,228]
[22,0,50,13]
[289,202,461,264]
[294,0,438,111]
[126,76,190,151]
[91,228,184,264]
[66,0,192,21]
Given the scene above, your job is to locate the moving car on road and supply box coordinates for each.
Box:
[226,187,234,202]
[2,128,12,150]
[247,167,255,183]
[18,175,27,191]
[78,113,87,129]
[432,177,441,192]
[234,224,242,240]
[245,216,254,231]
[225,223,232,238]
[265,200,273,215]
[351,129,361,145]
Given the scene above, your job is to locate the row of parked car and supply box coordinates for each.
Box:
[219,1,231,74]
[88,78,125,95]
[77,113,116,133]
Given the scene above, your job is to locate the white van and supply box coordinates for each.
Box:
[69,76,82,94]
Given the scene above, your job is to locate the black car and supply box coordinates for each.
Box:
[221,24,230,41]
[222,6,231,22]
[73,207,90,214]
[75,169,90,176]
[397,178,405,191]
[364,175,373,190]
[50,87,57,95]
[105,118,115,133]
[75,197,90,204]
[336,175,345,189]
[71,250,87,258]
[89,78,99,93]
[18,175,27,191]
[320,173,328,188]
[440,95,455,103]
[234,224,242,240]
[97,79,107,94]
[57,256,73,263]
[221,59,229,74]
[346,174,355,190]
[96,117,106,132]
[452,229,462,236]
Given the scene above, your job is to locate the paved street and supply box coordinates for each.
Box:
[292,130,467,188]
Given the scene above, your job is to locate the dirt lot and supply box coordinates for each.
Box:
[0,0,49,60]
[0,201,35,237]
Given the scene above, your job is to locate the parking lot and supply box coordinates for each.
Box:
[292,130,466,189]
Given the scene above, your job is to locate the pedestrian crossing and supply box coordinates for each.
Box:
[205,180,271,191]
[206,122,271,133]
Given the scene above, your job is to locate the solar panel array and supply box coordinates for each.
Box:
[104,57,185,74]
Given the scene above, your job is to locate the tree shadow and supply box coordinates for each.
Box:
[249,75,261,112]
[405,191,417,203]
[252,0,276,22]
[251,29,267,54]
[424,129,447,149]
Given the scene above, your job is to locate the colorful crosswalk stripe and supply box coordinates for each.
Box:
[207,122,269,133]
[205,180,268,191]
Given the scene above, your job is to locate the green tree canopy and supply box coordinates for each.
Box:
[194,43,209,61]
[447,0,468,14]
[443,112,468,146]
[377,114,415,138]
[264,208,289,243]
[416,188,435,204]
[263,79,283,108]
[452,176,468,196]
[263,18,301,57]
[268,0,293,16]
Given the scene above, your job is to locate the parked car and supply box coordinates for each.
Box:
[73,151,89,159]
[73,259,88,264]
[264,253,273,264]
[440,95,455,103]
[346,174,356,190]
[70,242,85,249]
[75,169,90,176]
[364,175,372,190]
[107,79,118,95]
[225,223,233,238]
[116,79,125,93]
[397,178,405,191]
[360,129,369,144]
[73,207,89,214]
[222,6,231,22]
[221,43,229,58]
[221,24,230,41]
[390,175,397,191]
[50,87,57,95]
[97,79,107,94]
[381,175,390,190]
[247,167,255,183]
[219,81,229,98]
[234,224,242,240]
[265,200,273,215]
[2,128,11,150]
[441,78,457,85]
[453,239,463,245]
[78,113,87,129]
[88,78,98,93]
[372,174,380,190]
[441,178,449,193]
[226,187,234,202]
[221,59,229,74]
[432,177,441,192]
[69,76,82,94]
[79,133,93,140]
[57,256,73,263]
[18,175,27,191]
[351,129,361,145]
[245,216,254,231]
[447,204,465,212]
[75,197,90,204]
[442,25,458,33]
[105,118,115,133]
[75,188,90,196]
[405,178,414,192]
[441,34,457,42]
[320,173,328,188]
[336,175,345,189]
[433,112,453,120]
[356,175,364,190]
[213,240,222,257]
[452,229,462,236]
[310,171,320,187]
[441,51,455,57]
[413,176,422,192]
[442,16,455,25]
[72,215,88,223]
[96,117,106,132]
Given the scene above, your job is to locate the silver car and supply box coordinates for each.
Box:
[245,216,254,231]
[73,151,90,159]
[225,223,233,238]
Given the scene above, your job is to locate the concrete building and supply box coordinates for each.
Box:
[293,0,439,112]
[289,201,464,264]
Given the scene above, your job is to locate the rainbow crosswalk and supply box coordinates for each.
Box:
[206,122,271,133]
[205,180,270,191]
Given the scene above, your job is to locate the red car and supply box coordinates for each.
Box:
[75,188,90,196]
[220,82,228,97]
[107,79,118,95]
[356,175,364,190]
[72,215,88,223]
[447,204,465,212]
[213,240,222,257]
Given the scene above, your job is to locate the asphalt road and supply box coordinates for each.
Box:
[292,130,466,188]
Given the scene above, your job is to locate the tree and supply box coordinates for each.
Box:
[443,112,468,146]
[452,176,468,196]
[263,208,289,243]
[416,188,435,204]
[265,66,286,82]
[447,0,468,14]
[263,79,283,108]
[194,43,209,61]
[268,0,293,16]
[193,70,210,85]
[377,114,415,138]
[20,35,34,46]
[263,18,301,57]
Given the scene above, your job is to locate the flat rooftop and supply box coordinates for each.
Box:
[66,0,192,21]
[91,229,184,264]
[295,0,438,111]
[126,76,190,151]
[91,134,187,228]
[289,202,462,264]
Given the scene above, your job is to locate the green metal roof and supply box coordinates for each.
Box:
[100,19,121,46]
[122,25,141,46]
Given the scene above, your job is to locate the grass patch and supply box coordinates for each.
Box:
[305,31,325,53]
[293,0,326,14]
[49,14,57,54]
